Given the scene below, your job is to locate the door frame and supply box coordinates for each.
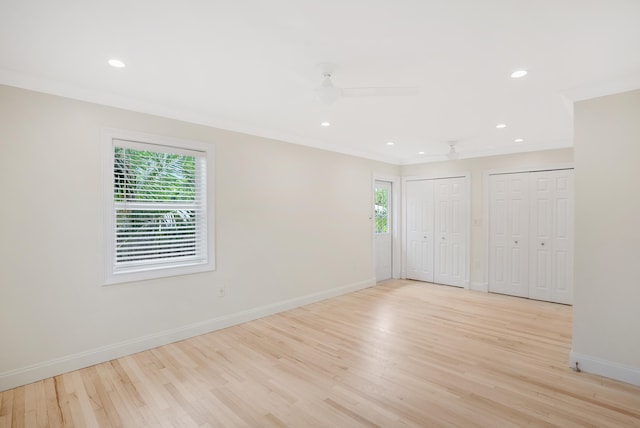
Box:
[482,163,575,291]
[402,172,471,288]
[372,175,401,281]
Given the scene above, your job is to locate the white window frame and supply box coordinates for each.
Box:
[102,129,215,285]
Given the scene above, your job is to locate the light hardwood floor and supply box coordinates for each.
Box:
[1,280,639,427]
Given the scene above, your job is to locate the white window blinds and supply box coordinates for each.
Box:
[110,138,208,277]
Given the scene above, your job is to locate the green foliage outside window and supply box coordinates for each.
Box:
[114,148,198,262]
[114,148,196,202]
[375,188,389,233]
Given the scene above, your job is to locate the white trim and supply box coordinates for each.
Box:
[482,163,575,286]
[0,278,375,392]
[0,71,396,165]
[400,177,407,279]
[399,141,573,166]
[483,163,575,177]
[0,71,582,166]
[560,74,640,103]
[373,175,402,280]
[482,170,492,288]
[470,282,488,292]
[101,128,216,285]
[569,351,640,387]
[403,172,470,181]
[463,174,471,290]
[0,70,584,167]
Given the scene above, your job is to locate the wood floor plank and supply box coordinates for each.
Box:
[2,280,640,427]
[10,385,24,428]
[0,388,13,428]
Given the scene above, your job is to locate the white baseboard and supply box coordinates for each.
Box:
[569,351,640,387]
[0,278,375,392]
[470,281,488,292]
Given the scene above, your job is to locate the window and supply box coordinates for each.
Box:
[375,187,389,233]
[103,130,214,284]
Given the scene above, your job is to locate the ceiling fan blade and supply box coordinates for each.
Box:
[340,86,419,97]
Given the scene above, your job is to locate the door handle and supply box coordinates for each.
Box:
[514,240,518,244]
[541,242,545,246]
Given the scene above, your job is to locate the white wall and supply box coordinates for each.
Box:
[8,82,636,390]
[571,89,640,385]
[0,85,399,390]
[400,149,574,285]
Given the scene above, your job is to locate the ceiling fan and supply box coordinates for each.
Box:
[419,141,462,161]
[315,68,419,104]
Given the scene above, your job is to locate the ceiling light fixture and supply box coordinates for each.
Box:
[418,151,425,155]
[496,123,507,129]
[321,121,331,127]
[386,141,395,146]
[447,141,459,160]
[514,138,524,142]
[316,72,342,104]
[510,69,528,78]
[108,58,125,68]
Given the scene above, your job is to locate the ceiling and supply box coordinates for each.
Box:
[1,1,639,164]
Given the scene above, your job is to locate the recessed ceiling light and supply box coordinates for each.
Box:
[510,69,528,78]
[496,123,507,129]
[321,121,330,127]
[108,58,125,68]
[418,151,425,155]
[386,141,395,146]
[514,138,524,143]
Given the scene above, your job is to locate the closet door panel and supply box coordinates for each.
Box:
[529,172,554,302]
[406,177,468,287]
[550,170,574,304]
[434,177,466,287]
[528,170,574,304]
[489,169,574,304]
[405,180,435,282]
[489,174,529,298]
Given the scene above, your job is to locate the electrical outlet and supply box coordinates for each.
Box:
[217,285,226,297]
